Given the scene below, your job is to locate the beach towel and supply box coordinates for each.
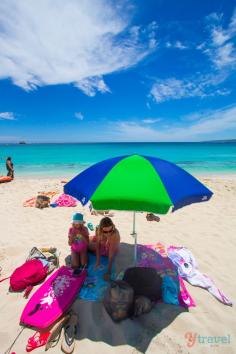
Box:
[23,197,37,207]
[79,253,115,301]
[167,246,233,306]
[38,191,58,197]
[137,243,195,307]
[52,193,77,207]
[162,275,180,306]
[23,192,58,207]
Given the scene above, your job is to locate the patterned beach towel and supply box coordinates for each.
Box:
[79,254,115,302]
[168,246,233,306]
[137,243,196,308]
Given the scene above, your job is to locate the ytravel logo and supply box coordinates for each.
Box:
[185,332,231,347]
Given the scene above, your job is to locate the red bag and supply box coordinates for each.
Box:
[10,259,47,292]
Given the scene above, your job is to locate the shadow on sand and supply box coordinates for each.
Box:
[69,242,188,353]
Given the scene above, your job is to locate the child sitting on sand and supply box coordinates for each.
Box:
[68,213,89,272]
[89,217,120,281]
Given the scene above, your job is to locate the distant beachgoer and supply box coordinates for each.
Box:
[68,213,89,272]
[6,157,14,178]
[89,203,114,217]
[146,213,160,222]
[89,217,120,281]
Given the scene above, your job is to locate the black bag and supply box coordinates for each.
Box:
[103,280,134,322]
[133,295,154,317]
[123,267,162,302]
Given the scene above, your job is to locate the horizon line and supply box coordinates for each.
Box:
[0,139,236,145]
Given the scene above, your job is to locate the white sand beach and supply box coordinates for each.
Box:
[0,176,236,354]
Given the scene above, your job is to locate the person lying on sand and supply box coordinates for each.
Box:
[89,203,114,217]
[89,217,120,281]
[90,209,114,217]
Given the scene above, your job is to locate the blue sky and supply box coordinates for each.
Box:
[0,0,236,143]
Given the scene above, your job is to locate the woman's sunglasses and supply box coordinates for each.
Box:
[102,227,114,234]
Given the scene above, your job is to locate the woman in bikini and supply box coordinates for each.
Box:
[6,157,14,178]
[89,217,120,281]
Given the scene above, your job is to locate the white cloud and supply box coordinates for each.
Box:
[112,121,158,140]
[149,75,229,103]
[149,11,236,105]
[142,118,161,124]
[175,105,236,138]
[229,9,236,31]
[174,41,187,49]
[0,112,16,120]
[196,42,205,50]
[150,79,185,103]
[0,0,157,95]
[165,41,187,49]
[146,21,158,49]
[211,28,230,46]
[75,77,110,97]
[111,106,236,141]
[74,112,84,120]
[204,9,236,69]
[211,42,235,68]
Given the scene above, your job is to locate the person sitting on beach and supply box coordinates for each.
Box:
[146,213,160,222]
[68,213,89,273]
[89,217,120,281]
[6,157,14,179]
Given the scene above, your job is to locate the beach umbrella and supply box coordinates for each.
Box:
[64,154,213,263]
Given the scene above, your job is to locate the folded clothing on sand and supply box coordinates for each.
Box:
[52,193,77,207]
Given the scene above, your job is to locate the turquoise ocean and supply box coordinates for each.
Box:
[0,142,236,177]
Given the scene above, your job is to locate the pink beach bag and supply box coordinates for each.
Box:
[10,259,47,292]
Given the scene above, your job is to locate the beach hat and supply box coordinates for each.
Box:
[72,212,85,224]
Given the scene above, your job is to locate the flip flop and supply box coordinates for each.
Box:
[45,314,70,351]
[73,264,87,277]
[26,331,51,352]
[87,222,94,231]
[61,313,78,354]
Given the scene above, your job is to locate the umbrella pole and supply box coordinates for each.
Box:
[131,211,137,265]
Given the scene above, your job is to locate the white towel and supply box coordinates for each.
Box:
[167,246,233,306]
